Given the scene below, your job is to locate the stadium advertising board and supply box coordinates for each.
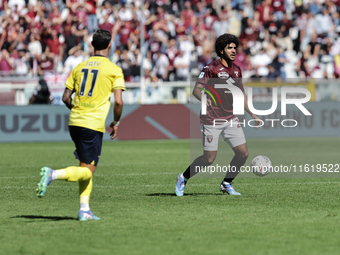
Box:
[0,103,339,142]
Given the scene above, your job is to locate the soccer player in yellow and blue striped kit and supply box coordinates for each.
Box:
[36,29,125,221]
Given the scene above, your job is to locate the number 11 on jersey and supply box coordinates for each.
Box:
[79,68,99,97]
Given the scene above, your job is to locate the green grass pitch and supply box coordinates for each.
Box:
[1,138,340,255]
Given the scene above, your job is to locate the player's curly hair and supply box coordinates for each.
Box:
[91,29,111,51]
[215,34,240,57]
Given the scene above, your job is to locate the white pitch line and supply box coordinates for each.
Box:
[0,161,188,169]
[0,172,178,180]
[1,171,340,181]
[1,181,340,189]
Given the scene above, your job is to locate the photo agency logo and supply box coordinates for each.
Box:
[200,79,312,128]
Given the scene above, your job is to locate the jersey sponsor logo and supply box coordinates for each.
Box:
[73,100,95,109]
[217,72,229,79]
[234,71,239,77]
[198,72,205,78]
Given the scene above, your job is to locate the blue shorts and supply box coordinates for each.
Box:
[69,126,103,166]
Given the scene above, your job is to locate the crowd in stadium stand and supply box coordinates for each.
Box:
[0,0,340,81]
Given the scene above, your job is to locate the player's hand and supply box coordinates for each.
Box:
[109,122,118,140]
[251,114,262,129]
[206,99,212,107]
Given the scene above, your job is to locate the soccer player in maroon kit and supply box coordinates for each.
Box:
[175,33,260,196]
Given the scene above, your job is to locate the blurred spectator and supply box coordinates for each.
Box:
[153,51,169,81]
[8,0,25,12]
[307,33,321,58]
[212,8,229,39]
[240,17,259,48]
[0,0,338,85]
[271,0,284,20]
[195,2,207,20]
[8,31,27,52]
[264,13,279,38]
[131,49,141,82]
[251,48,272,76]
[50,4,63,34]
[46,29,63,70]
[165,38,179,81]
[242,0,254,19]
[175,13,187,36]
[0,0,8,16]
[178,34,194,58]
[181,1,194,31]
[0,49,13,76]
[250,66,263,80]
[299,11,315,51]
[173,50,190,81]
[62,15,74,38]
[116,49,133,82]
[118,20,134,51]
[29,78,52,104]
[28,33,42,57]
[37,54,55,75]
[309,0,322,15]
[319,48,334,78]
[99,12,114,32]
[266,64,280,80]
[315,8,334,38]
[296,50,311,78]
[63,46,85,73]
[12,49,29,76]
[118,3,133,21]
[321,37,333,55]
[276,46,288,80]
[254,0,274,27]
[64,25,82,59]
[234,45,253,77]
[86,0,98,34]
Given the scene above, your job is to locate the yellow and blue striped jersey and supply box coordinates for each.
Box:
[65,55,125,133]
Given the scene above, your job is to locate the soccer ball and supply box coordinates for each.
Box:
[251,155,272,177]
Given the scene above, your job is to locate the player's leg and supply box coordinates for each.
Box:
[70,127,102,221]
[183,150,217,179]
[37,126,102,220]
[175,124,220,196]
[224,143,249,183]
[77,162,100,221]
[36,165,93,198]
[175,151,217,196]
[220,118,248,195]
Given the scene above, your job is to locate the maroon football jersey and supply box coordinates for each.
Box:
[196,59,244,125]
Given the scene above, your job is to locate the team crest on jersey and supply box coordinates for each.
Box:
[198,72,205,78]
[206,135,213,143]
[234,71,239,77]
[217,72,229,79]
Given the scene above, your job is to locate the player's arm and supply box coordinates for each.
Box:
[243,91,261,129]
[62,88,74,110]
[109,89,123,140]
[193,83,212,106]
[193,82,203,101]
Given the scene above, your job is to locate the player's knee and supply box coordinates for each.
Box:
[203,155,216,165]
[236,150,249,161]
